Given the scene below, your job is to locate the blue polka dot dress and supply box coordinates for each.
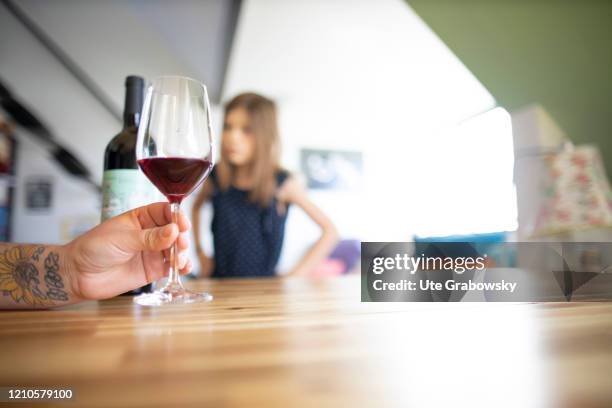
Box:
[209,169,290,278]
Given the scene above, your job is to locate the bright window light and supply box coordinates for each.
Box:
[409,107,518,237]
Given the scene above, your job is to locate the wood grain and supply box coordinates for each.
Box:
[1,276,611,407]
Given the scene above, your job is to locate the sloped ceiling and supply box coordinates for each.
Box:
[408,0,612,176]
[10,0,238,106]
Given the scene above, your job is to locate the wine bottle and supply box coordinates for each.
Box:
[101,75,155,294]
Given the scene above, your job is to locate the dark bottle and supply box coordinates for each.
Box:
[101,75,155,295]
[102,76,142,180]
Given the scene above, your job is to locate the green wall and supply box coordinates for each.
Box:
[408,0,612,177]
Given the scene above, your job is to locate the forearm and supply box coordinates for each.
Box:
[198,254,214,278]
[192,211,204,254]
[192,193,214,278]
[0,243,80,309]
[192,211,212,277]
[289,226,339,277]
[192,195,208,256]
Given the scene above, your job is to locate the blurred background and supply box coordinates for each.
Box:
[0,0,610,274]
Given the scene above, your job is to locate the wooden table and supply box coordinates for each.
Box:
[1,276,612,407]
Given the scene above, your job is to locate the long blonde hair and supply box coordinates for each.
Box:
[216,92,282,207]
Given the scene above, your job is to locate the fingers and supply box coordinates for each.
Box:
[142,249,192,283]
[126,202,194,281]
[177,231,189,251]
[134,202,167,229]
[110,224,174,254]
[177,252,191,271]
[162,255,193,277]
[145,253,166,283]
[163,204,191,233]
[161,231,189,259]
[181,259,193,275]
[138,223,179,252]
[135,202,191,232]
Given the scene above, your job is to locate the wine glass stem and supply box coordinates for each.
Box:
[167,202,182,288]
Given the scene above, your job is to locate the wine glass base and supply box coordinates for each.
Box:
[133,286,213,306]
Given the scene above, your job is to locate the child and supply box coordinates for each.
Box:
[192,93,338,278]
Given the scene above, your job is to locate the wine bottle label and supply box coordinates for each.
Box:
[101,169,156,222]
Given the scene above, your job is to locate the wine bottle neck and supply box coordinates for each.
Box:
[123,77,144,130]
[123,112,140,129]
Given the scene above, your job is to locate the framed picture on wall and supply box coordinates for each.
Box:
[300,149,362,190]
[25,177,54,211]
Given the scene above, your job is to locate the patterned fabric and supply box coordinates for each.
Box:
[534,145,612,236]
[209,169,290,278]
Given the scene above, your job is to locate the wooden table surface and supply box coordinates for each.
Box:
[1,276,612,408]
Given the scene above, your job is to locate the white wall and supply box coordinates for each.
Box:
[0,4,115,243]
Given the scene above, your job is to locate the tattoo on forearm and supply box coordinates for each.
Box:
[44,252,68,301]
[0,245,68,306]
[31,246,45,261]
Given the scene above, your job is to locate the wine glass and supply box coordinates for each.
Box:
[134,75,214,306]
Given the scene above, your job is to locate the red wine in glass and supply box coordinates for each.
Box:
[138,157,212,204]
[134,75,214,306]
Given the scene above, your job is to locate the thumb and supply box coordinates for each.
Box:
[131,223,178,252]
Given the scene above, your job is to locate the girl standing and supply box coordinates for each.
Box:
[192,93,338,278]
